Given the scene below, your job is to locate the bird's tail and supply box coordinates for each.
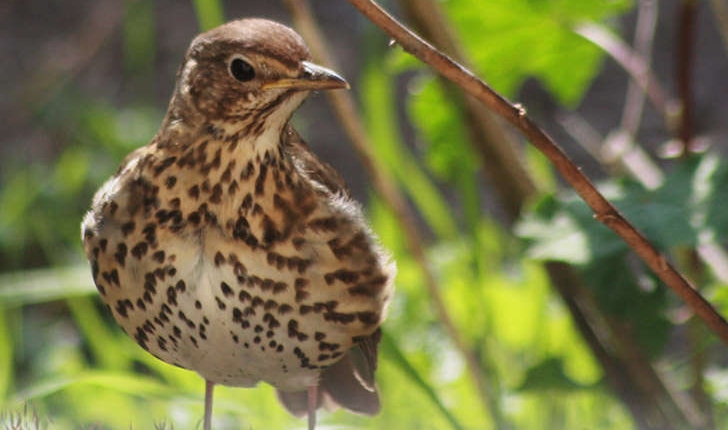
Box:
[276,329,381,416]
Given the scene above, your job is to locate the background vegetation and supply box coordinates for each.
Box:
[2,0,728,428]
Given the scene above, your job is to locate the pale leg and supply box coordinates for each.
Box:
[307,385,317,430]
[204,380,215,430]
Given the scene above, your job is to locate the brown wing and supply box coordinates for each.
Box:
[319,328,381,415]
[277,125,381,416]
[281,124,350,197]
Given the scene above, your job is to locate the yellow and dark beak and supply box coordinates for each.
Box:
[262,61,349,91]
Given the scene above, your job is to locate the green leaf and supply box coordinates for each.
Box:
[515,173,681,355]
[516,156,720,264]
[442,0,633,105]
[516,357,594,393]
[516,204,592,264]
[584,254,670,355]
[407,75,478,182]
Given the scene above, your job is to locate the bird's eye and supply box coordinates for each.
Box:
[229,57,255,82]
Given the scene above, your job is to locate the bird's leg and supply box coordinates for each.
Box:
[204,380,215,430]
[307,384,317,430]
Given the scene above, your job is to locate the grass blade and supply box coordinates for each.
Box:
[381,331,464,430]
[0,266,95,308]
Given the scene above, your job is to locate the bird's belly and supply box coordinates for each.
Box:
[93,225,375,391]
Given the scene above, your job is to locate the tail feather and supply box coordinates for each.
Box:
[277,329,382,417]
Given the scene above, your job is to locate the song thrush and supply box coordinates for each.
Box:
[81,18,395,430]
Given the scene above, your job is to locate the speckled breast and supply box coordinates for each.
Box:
[82,137,393,391]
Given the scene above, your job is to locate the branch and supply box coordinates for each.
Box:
[345,0,728,346]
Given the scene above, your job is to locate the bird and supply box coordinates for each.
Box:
[81,18,395,430]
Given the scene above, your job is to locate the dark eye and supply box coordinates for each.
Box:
[230,58,255,82]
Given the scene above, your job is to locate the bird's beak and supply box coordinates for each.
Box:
[262,61,349,91]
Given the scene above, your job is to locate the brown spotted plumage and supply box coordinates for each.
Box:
[81,18,395,430]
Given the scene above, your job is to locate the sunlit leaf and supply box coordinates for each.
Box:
[443,0,633,105]
[516,357,594,393]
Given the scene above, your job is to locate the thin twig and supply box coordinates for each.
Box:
[344,0,728,345]
[604,0,664,189]
[620,0,659,136]
[676,0,699,153]
[574,21,679,132]
[281,0,499,420]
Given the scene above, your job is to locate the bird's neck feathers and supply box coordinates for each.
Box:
[155,75,307,163]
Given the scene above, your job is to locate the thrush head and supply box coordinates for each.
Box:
[168,18,348,129]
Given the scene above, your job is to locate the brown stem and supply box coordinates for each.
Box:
[282,0,500,421]
[545,263,664,429]
[344,0,728,346]
[677,0,699,153]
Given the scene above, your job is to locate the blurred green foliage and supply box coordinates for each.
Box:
[3,0,728,429]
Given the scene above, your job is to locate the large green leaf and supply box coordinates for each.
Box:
[517,155,728,264]
[513,156,728,355]
[443,0,633,106]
